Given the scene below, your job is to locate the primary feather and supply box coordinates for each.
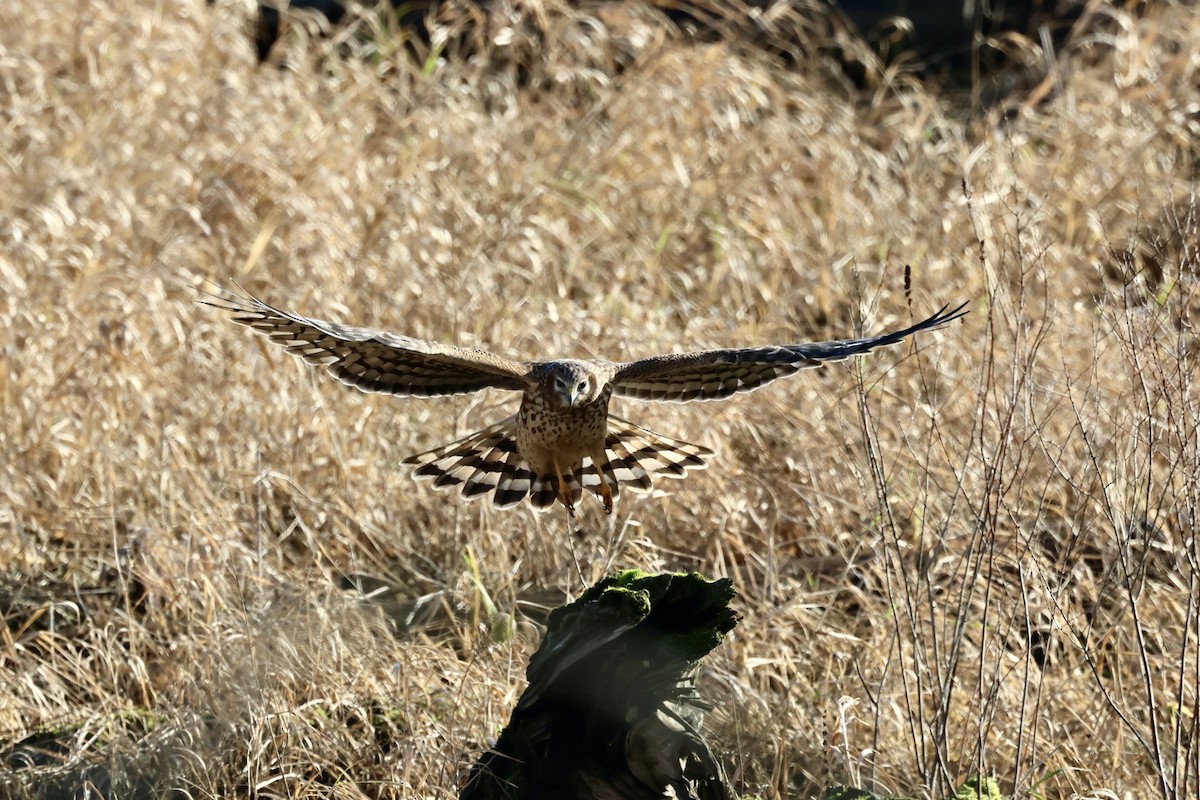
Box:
[611,302,968,402]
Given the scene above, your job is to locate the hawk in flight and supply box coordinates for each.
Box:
[203,286,965,515]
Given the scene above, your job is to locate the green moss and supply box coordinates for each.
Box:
[954,776,1002,800]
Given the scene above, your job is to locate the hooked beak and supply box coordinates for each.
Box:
[567,385,582,407]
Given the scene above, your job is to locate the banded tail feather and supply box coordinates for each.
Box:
[403,415,714,511]
[590,416,712,484]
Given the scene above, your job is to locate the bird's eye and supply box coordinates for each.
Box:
[576,381,588,393]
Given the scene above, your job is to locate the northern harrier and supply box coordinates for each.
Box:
[203,286,966,515]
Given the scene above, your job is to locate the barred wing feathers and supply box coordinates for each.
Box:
[201,287,533,397]
[611,302,967,403]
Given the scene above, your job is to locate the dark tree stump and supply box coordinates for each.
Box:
[461,570,738,800]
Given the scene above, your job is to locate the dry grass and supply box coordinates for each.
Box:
[2,0,1199,797]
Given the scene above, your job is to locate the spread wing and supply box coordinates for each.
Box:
[611,302,968,402]
[200,285,534,397]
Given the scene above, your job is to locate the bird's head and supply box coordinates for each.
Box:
[543,361,601,408]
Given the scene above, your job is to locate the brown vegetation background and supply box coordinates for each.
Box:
[2,1,1199,797]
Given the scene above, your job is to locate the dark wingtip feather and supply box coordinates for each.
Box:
[924,300,970,329]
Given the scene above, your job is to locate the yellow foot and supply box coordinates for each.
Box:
[598,482,613,514]
[590,450,614,514]
[558,488,576,517]
[553,455,576,516]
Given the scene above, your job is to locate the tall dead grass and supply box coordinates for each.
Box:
[1,0,1198,797]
